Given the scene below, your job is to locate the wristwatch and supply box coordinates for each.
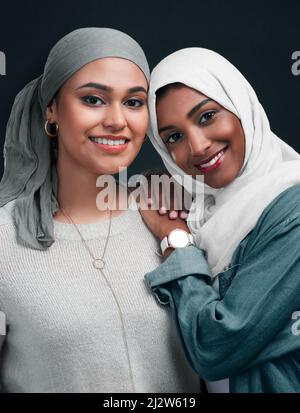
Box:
[160,229,194,255]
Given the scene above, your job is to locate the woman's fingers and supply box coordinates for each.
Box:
[179,211,188,220]
[147,197,153,207]
[159,206,167,215]
[147,197,188,220]
[168,210,178,219]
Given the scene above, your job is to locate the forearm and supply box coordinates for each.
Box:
[145,244,300,380]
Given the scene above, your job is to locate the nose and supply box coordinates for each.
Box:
[102,103,127,131]
[187,129,212,156]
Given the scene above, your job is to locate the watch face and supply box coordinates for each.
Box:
[168,229,190,248]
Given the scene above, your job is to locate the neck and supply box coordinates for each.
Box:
[54,154,128,223]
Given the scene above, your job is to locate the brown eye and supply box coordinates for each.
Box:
[125,99,144,108]
[198,110,216,124]
[81,96,105,106]
[166,132,184,144]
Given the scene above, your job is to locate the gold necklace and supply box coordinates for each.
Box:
[60,207,136,392]
[61,208,112,270]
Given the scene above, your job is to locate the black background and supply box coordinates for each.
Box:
[0,0,299,179]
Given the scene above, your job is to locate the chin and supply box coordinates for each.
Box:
[206,182,225,189]
[206,175,234,189]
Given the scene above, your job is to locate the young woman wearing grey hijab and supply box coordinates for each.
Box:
[0,28,200,393]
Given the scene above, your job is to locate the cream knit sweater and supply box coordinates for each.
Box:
[0,200,200,393]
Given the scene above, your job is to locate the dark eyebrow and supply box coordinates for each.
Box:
[76,82,113,92]
[127,86,148,94]
[187,98,212,118]
[158,125,177,134]
[76,83,147,94]
[158,98,213,134]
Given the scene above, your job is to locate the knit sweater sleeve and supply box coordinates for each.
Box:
[0,311,6,348]
[0,311,6,393]
[145,187,300,381]
[0,211,9,347]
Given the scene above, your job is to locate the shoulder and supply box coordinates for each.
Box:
[255,184,300,233]
[269,183,300,214]
[0,200,15,226]
[234,184,300,265]
[240,184,300,257]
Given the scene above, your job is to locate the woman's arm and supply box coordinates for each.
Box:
[145,217,300,381]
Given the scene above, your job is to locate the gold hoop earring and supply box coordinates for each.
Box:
[44,120,58,138]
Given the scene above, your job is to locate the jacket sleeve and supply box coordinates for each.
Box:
[0,311,6,393]
[145,217,300,381]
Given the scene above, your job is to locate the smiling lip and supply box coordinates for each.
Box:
[194,146,228,174]
[89,135,130,154]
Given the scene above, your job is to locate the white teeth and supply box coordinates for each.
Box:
[200,150,224,168]
[90,137,126,146]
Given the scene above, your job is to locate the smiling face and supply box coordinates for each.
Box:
[156,84,245,188]
[46,57,148,175]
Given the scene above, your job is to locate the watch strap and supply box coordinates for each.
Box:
[160,236,170,255]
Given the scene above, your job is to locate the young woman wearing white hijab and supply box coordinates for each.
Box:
[143,47,300,392]
[0,29,200,393]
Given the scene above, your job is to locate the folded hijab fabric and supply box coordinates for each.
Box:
[0,27,150,250]
[148,48,300,277]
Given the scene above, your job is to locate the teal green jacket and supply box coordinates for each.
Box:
[145,184,300,393]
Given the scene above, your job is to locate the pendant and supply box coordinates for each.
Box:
[93,258,105,270]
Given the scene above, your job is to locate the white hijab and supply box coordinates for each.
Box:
[148,48,300,277]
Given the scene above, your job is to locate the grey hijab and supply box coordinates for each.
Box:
[0,27,150,250]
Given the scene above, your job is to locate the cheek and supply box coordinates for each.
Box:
[169,145,189,169]
[128,110,149,139]
[58,98,98,133]
[170,152,177,163]
[215,117,238,138]
[229,123,245,163]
